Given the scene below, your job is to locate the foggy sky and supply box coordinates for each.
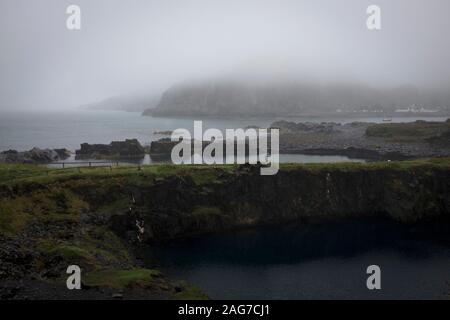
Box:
[1,0,450,110]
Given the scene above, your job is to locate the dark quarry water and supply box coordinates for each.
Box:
[144,219,450,300]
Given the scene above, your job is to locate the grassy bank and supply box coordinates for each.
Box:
[1,158,449,185]
[366,119,450,142]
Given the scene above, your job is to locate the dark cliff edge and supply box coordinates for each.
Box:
[0,159,449,299]
[109,161,450,242]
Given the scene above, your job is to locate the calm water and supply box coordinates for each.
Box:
[0,109,447,151]
[145,220,450,299]
[46,153,365,168]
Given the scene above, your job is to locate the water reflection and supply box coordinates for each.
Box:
[48,153,366,168]
[143,219,450,299]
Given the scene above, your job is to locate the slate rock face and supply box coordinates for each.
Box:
[108,162,450,243]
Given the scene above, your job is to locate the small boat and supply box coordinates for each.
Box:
[382,118,392,122]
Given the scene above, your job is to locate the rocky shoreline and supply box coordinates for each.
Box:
[147,119,450,161]
[0,148,71,164]
[274,119,450,160]
[0,139,146,164]
[2,120,449,164]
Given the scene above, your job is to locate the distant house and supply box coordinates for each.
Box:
[419,107,439,113]
[395,105,439,113]
[395,107,412,113]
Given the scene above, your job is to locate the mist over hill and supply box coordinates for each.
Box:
[144,79,450,117]
[81,93,161,113]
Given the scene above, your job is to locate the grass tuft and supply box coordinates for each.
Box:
[84,268,161,289]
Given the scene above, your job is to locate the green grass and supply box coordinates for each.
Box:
[0,199,27,236]
[2,159,449,186]
[281,157,450,172]
[366,120,450,141]
[0,163,232,186]
[1,159,449,191]
[50,244,93,261]
[0,163,47,183]
[0,187,87,235]
[84,268,161,289]
[173,281,210,300]
[35,225,134,269]
[189,169,219,186]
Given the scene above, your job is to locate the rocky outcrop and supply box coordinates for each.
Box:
[149,137,274,161]
[153,130,173,135]
[54,148,72,159]
[149,138,179,159]
[272,120,339,134]
[148,120,450,161]
[76,139,145,159]
[275,120,450,159]
[426,121,450,147]
[0,148,71,164]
